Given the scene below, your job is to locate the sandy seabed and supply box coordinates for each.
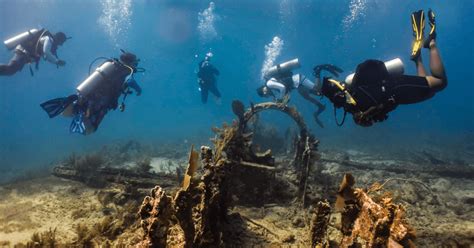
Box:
[0,148,473,247]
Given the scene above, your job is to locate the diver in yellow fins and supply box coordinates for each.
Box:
[318,9,447,127]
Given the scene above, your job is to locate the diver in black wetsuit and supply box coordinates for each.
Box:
[318,9,447,127]
[197,52,221,104]
[1,29,68,76]
[40,51,142,135]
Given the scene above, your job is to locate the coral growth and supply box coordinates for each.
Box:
[137,101,321,247]
[138,186,175,248]
[26,228,57,248]
[310,200,331,248]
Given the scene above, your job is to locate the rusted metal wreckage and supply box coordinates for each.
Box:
[136,101,416,248]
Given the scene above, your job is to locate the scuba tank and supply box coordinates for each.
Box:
[344,58,404,85]
[264,58,301,79]
[77,60,126,98]
[4,29,40,50]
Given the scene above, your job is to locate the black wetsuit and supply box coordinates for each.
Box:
[0,51,30,75]
[197,60,220,103]
[343,60,431,124]
[86,60,132,130]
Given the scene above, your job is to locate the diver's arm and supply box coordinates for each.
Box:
[125,77,142,96]
[266,78,286,100]
[42,36,60,64]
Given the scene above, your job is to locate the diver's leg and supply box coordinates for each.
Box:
[425,40,447,92]
[0,53,26,76]
[298,87,325,127]
[414,55,427,77]
[201,87,209,104]
[297,87,324,110]
[208,84,222,99]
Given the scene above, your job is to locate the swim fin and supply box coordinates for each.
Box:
[40,95,78,118]
[313,64,344,78]
[410,10,425,60]
[70,112,86,135]
[423,9,436,48]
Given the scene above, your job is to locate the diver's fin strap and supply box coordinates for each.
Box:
[327,79,357,106]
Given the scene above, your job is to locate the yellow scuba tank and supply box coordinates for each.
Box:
[344,58,404,86]
[264,58,301,79]
[76,61,122,98]
[4,29,41,50]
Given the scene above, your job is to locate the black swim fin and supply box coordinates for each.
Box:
[423,9,436,48]
[40,95,78,118]
[313,64,344,78]
[410,10,425,60]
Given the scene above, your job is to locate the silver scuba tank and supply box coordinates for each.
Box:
[76,61,119,98]
[344,58,404,85]
[4,29,40,50]
[264,58,301,79]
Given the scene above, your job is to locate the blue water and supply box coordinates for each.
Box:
[0,0,473,172]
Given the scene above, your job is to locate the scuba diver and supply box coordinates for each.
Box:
[197,52,221,104]
[256,58,334,128]
[40,50,143,135]
[1,28,68,76]
[318,9,447,127]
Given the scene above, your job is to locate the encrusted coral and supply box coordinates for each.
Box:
[136,101,322,247]
[138,186,175,248]
[310,200,331,248]
[338,174,416,248]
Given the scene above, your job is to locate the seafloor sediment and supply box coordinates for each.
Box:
[0,102,473,247]
[0,149,472,247]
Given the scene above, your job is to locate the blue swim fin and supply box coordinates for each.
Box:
[40,95,78,118]
[70,112,86,135]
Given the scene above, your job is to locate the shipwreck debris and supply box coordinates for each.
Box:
[310,200,331,248]
[136,101,321,247]
[138,186,175,248]
[337,174,416,248]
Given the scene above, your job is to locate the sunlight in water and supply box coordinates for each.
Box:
[98,0,133,48]
[261,36,284,80]
[198,2,218,43]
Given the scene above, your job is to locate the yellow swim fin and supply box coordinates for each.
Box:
[410,10,425,60]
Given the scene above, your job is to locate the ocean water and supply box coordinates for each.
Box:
[0,0,472,176]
